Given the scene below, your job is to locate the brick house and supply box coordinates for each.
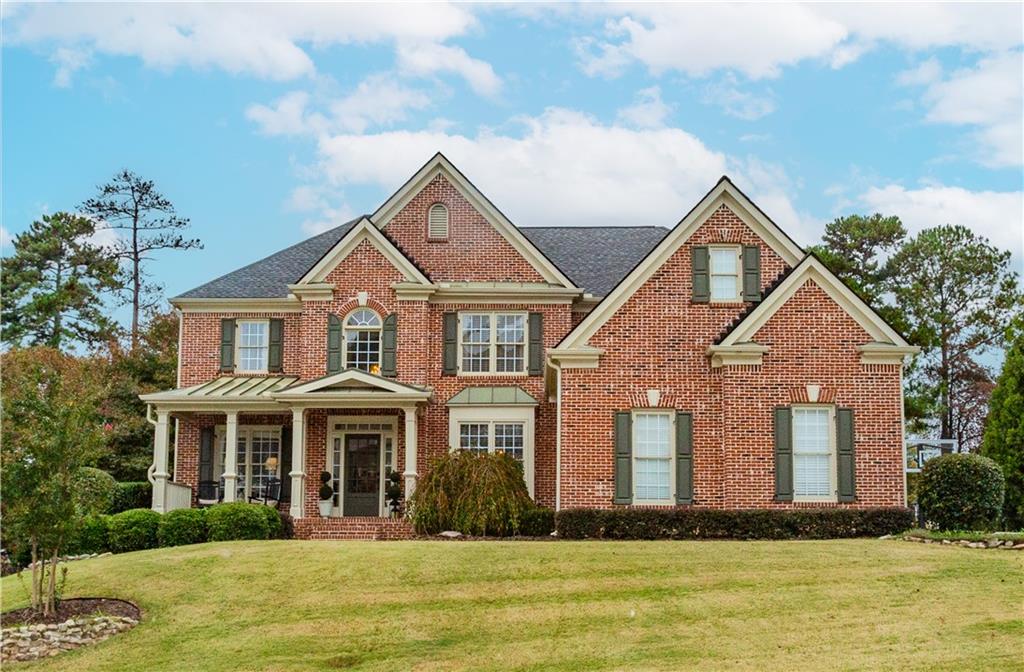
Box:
[142,153,917,538]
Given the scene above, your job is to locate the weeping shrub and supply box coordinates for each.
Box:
[410,451,534,536]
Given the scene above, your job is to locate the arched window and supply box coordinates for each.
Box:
[344,308,382,372]
[428,203,449,239]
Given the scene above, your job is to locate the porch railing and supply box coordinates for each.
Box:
[164,482,193,512]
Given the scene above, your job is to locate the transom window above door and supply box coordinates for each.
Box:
[709,246,741,302]
[236,320,269,372]
[344,309,382,372]
[459,312,527,374]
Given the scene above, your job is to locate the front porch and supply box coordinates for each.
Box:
[140,370,431,538]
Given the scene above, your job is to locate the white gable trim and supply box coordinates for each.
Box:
[278,369,430,396]
[560,177,804,349]
[371,153,578,290]
[719,255,913,348]
[296,218,431,286]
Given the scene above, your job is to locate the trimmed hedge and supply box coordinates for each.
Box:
[158,508,207,547]
[260,505,284,539]
[205,503,271,542]
[112,482,152,513]
[519,507,555,537]
[73,467,117,515]
[70,515,111,555]
[555,507,915,540]
[919,453,1005,531]
[108,508,161,553]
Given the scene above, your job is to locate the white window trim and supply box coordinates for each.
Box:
[791,404,838,503]
[342,308,383,373]
[456,311,529,376]
[631,410,676,506]
[213,424,283,500]
[234,319,270,373]
[708,244,742,304]
[325,415,398,518]
[448,406,535,497]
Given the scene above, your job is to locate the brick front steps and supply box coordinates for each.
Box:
[293,517,414,540]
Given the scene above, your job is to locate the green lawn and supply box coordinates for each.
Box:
[2,540,1021,671]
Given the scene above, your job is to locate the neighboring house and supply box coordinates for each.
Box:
[142,153,917,538]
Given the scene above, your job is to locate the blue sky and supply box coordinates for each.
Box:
[3,2,1022,305]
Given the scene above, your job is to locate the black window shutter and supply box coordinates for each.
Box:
[279,426,292,503]
[268,318,284,373]
[837,408,856,502]
[614,411,633,505]
[199,427,214,483]
[528,312,544,375]
[676,412,694,505]
[381,313,398,377]
[774,406,793,501]
[742,245,761,302]
[219,319,236,372]
[326,314,343,374]
[692,246,710,303]
[442,312,458,376]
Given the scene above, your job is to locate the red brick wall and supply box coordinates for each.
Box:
[559,205,903,509]
[180,312,302,387]
[383,173,547,283]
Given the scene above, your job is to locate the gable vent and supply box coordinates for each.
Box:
[428,203,449,239]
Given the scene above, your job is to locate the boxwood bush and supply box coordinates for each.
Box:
[73,467,117,515]
[410,451,534,536]
[108,508,161,552]
[157,508,207,547]
[555,507,915,540]
[69,515,111,555]
[259,505,284,539]
[519,507,555,537]
[112,482,152,513]
[919,453,1005,531]
[205,503,271,541]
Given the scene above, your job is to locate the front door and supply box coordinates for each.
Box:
[343,434,381,516]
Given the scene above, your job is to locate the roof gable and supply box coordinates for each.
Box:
[295,218,431,286]
[279,369,429,395]
[559,176,805,349]
[718,255,912,348]
[371,153,578,289]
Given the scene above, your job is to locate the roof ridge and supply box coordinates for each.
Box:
[522,225,669,230]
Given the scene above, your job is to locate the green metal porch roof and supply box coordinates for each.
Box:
[446,386,538,406]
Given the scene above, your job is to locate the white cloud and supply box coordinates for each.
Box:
[615,86,671,128]
[50,46,90,87]
[896,57,943,87]
[858,183,1024,261]
[307,108,814,246]
[6,3,488,89]
[246,91,327,137]
[0,226,14,253]
[917,52,1023,168]
[574,3,1022,80]
[331,74,432,133]
[396,42,501,97]
[701,75,776,120]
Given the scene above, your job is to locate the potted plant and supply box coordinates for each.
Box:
[386,470,403,517]
[318,471,334,517]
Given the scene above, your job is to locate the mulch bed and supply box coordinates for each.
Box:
[1,598,140,627]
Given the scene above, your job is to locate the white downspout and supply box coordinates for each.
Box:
[553,360,563,512]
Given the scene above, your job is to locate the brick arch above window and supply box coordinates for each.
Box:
[332,296,391,319]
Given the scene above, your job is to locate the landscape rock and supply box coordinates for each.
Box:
[0,615,137,664]
[439,531,463,539]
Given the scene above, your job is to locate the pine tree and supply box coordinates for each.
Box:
[1,212,122,350]
[981,324,1024,530]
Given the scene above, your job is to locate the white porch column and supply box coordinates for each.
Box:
[403,406,418,500]
[151,410,170,513]
[223,410,239,502]
[289,407,306,518]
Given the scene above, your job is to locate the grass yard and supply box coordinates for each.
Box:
[2,539,1021,671]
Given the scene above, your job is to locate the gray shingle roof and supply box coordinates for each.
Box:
[521,226,669,296]
[175,222,668,300]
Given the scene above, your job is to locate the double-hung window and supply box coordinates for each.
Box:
[792,407,836,501]
[709,246,741,302]
[216,426,282,500]
[459,312,527,374]
[236,320,269,372]
[449,407,535,496]
[633,412,673,503]
[343,309,382,372]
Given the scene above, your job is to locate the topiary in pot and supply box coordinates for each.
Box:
[318,471,334,517]
[386,471,403,517]
[918,453,1005,531]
